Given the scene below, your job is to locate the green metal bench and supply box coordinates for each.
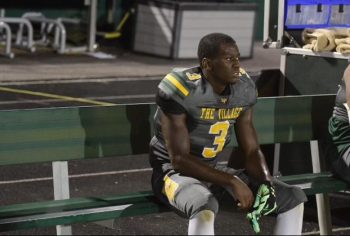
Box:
[0,94,348,234]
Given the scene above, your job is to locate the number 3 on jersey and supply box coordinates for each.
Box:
[202,121,230,158]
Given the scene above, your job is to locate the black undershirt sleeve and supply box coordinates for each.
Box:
[156,90,186,114]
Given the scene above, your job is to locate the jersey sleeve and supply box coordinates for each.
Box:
[158,71,191,104]
[156,89,186,114]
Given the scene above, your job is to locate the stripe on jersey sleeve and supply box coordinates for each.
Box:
[164,73,189,97]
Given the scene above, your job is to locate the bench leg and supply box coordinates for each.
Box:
[316,193,332,235]
[53,161,72,235]
[310,141,333,235]
[273,143,281,176]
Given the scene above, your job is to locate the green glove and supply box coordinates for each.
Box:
[247,211,261,233]
[246,183,277,234]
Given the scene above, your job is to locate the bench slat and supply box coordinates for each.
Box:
[0,201,168,231]
[279,172,349,195]
[0,191,158,218]
[0,95,335,165]
[0,104,156,165]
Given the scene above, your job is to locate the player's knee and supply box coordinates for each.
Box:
[273,179,307,214]
[190,194,219,218]
[291,186,307,204]
[202,194,219,214]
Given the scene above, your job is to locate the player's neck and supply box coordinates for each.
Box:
[202,71,224,94]
[205,75,226,94]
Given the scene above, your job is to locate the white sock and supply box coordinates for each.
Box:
[188,210,215,235]
[273,203,304,235]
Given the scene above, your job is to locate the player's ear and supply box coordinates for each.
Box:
[202,57,211,70]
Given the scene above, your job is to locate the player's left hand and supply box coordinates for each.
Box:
[246,182,277,234]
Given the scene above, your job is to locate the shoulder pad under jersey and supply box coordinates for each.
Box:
[239,67,258,104]
[239,67,254,87]
[158,67,200,100]
[239,68,250,78]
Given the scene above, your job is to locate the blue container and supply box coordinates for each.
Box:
[285,0,331,29]
[329,0,350,27]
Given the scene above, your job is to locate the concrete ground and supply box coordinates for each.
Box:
[0,41,282,82]
[0,41,349,235]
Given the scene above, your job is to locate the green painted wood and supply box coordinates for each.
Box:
[0,104,156,165]
[0,191,169,231]
[279,172,349,195]
[0,95,335,165]
[301,179,349,195]
[0,191,157,218]
[0,194,169,231]
[279,172,334,182]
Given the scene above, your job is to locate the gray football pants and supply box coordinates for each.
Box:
[151,165,307,219]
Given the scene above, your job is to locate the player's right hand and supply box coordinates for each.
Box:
[230,175,254,210]
[246,182,277,234]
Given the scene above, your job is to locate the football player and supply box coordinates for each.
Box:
[149,33,307,235]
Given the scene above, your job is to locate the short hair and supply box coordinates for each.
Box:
[197,33,236,64]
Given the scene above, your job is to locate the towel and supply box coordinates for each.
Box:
[334,35,350,54]
[302,28,336,52]
[335,37,350,45]
[302,40,316,50]
[336,43,350,54]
